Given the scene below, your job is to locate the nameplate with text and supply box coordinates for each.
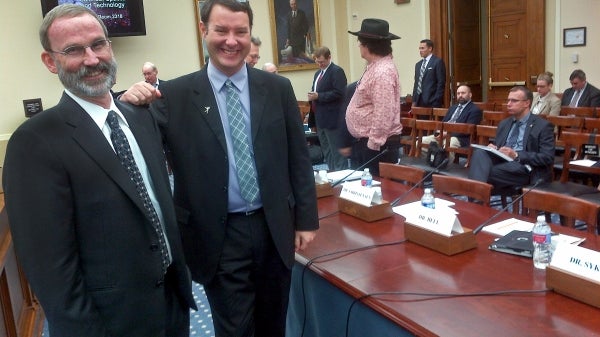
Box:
[550,243,600,282]
[339,183,376,207]
[406,206,463,236]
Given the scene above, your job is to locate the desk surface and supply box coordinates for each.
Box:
[298,180,600,337]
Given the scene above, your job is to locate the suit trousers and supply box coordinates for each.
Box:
[317,127,348,171]
[204,210,291,337]
[351,137,399,177]
[468,148,531,189]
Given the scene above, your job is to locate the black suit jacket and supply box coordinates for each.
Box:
[442,101,482,146]
[312,63,347,129]
[2,94,195,337]
[495,113,555,183]
[151,65,319,285]
[287,9,309,56]
[412,54,446,107]
[561,83,600,107]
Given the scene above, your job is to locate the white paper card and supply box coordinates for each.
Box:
[482,218,534,236]
[339,183,376,207]
[405,206,463,236]
[550,243,600,282]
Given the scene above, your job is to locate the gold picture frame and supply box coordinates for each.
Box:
[194,0,208,66]
[269,0,320,72]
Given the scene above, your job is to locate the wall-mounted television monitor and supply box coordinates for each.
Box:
[41,0,146,37]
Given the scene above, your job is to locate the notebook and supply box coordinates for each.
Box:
[488,230,533,258]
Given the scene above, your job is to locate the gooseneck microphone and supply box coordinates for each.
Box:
[331,148,389,187]
[390,158,450,207]
[472,179,544,234]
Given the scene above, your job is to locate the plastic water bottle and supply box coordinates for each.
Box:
[360,168,373,187]
[532,215,552,269]
[421,188,435,209]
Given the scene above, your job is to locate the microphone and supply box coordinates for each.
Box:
[331,148,389,187]
[389,158,450,207]
[471,179,544,234]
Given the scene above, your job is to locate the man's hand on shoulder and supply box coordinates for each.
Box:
[119,81,161,105]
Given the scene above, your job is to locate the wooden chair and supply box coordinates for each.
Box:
[584,117,600,132]
[297,101,311,123]
[413,120,442,157]
[546,115,584,149]
[522,188,600,233]
[472,102,496,112]
[432,108,448,121]
[399,117,416,157]
[500,103,509,112]
[560,106,598,118]
[379,163,426,187]
[432,175,493,206]
[442,122,476,167]
[476,125,498,145]
[410,107,433,120]
[482,110,509,126]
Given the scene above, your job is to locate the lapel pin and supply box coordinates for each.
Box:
[204,107,210,114]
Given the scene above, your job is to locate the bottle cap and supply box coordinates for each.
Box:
[536,215,546,222]
[364,168,370,173]
[424,188,432,193]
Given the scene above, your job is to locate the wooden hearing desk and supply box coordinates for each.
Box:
[0,194,45,337]
[287,179,600,337]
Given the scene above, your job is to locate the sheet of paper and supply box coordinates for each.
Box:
[570,159,597,167]
[481,218,534,236]
[392,199,456,218]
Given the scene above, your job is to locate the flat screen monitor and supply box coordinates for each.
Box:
[41,0,146,37]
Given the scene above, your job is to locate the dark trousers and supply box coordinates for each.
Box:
[468,148,531,189]
[204,211,291,337]
[350,137,399,176]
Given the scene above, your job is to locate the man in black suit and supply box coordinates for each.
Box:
[412,39,446,108]
[122,1,319,336]
[469,86,555,189]
[286,0,309,58]
[421,85,482,161]
[307,46,348,170]
[560,69,600,107]
[2,5,195,337]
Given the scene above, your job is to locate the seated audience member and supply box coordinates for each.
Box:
[531,71,560,116]
[262,62,278,73]
[420,85,482,162]
[561,69,600,107]
[468,86,555,190]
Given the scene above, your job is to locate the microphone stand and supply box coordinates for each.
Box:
[331,148,389,188]
[472,179,544,234]
[390,158,450,207]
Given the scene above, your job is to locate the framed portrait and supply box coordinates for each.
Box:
[269,0,321,72]
[563,27,586,47]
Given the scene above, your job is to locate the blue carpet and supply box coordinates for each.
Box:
[42,282,214,336]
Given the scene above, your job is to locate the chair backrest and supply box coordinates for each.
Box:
[522,188,600,233]
[414,120,442,157]
[584,117,600,133]
[411,107,433,120]
[560,106,598,118]
[432,175,493,206]
[379,163,426,187]
[400,117,417,156]
[442,122,476,166]
[472,102,496,112]
[475,125,498,145]
[559,131,600,183]
[432,108,448,121]
[482,110,509,126]
[546,115,584,148]
[297,101,311,122]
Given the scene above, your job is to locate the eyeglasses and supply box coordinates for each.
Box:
[506,98,528,104]
[49,39,112,58]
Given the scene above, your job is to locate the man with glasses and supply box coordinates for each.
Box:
[2,5,195,337]
[468,86,555,189]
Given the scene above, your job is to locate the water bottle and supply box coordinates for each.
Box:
[360,168,373,187]
[421,188,435,209]
[532,215,552,269]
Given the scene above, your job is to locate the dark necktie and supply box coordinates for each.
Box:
[225,80,260,203]
[106,111,170,274]
[506,120,522,149]
[448,104,464,123]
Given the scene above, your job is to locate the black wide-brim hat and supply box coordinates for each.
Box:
[348,18,400,40]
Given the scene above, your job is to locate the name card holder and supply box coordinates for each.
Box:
[403,222,477,255]
[546,243,600,309]
[315,182,334,198]
[337,197,393,222]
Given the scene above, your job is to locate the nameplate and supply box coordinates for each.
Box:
[583,144,599,156]
[340,182,376,207]
[406,206,463,236]
[550,243,600,282]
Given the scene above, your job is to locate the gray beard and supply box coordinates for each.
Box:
[56,58,118,98]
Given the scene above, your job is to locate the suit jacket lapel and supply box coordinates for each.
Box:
[62,94,150,217]
[193,69,228,153]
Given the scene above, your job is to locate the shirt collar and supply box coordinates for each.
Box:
[207,61,248,92]
[64,89,124,129]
